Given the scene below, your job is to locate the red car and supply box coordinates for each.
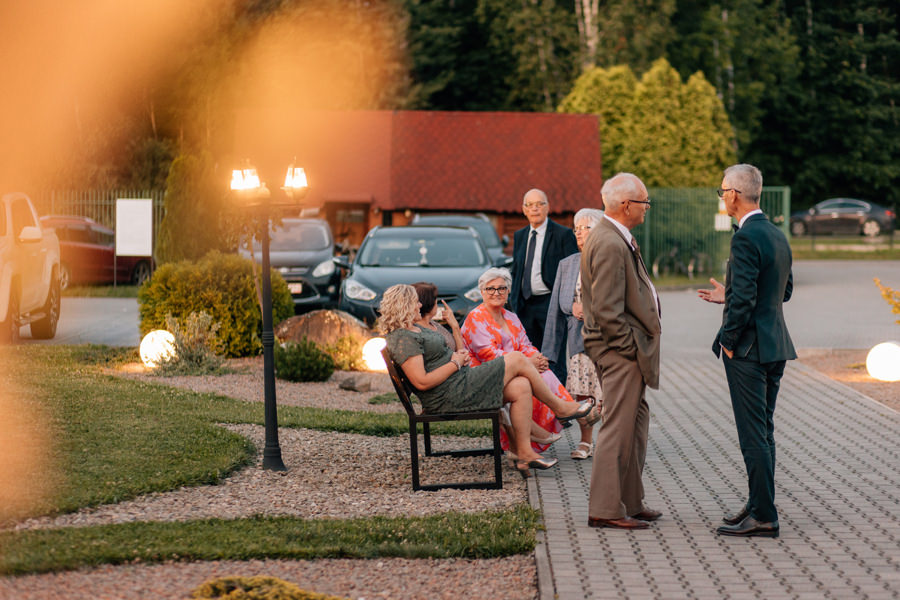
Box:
[39,215,153,289]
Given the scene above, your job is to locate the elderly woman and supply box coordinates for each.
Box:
[542,208,606,460]
[380,284,593,477]
[461,267,598,458]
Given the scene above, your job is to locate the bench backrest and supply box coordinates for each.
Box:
[381,347,418,416]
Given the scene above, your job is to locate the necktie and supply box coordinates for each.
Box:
[631,239,651,282]
[732,224,740,233]
[522,230,537,300]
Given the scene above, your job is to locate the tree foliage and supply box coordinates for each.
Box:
[560,59,735,186]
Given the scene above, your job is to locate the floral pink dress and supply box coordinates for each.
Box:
[461,303,575,452]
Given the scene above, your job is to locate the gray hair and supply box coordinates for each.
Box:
[723,164,763,204]
[478,267,512,291]
[573,207,604,227]
[600,173,646,212]
[522,188,548,205]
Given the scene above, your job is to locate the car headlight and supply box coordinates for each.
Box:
[312,259,335,278]
[463,287,482,302]
[344,279,377,301]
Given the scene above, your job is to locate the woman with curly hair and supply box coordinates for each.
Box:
[379,283,594,476]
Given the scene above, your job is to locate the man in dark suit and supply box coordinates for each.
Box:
[699,163,796,538]
[510,189,578,382]
[582,173,662,530]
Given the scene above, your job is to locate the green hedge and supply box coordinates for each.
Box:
[138,251,293,357]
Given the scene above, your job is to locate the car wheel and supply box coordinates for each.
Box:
[790,220,807,236]
[132,260,152,286]
[862,219,881,237]
[59,263,71,290]
[31,272,61,340]
[0,289,20,344]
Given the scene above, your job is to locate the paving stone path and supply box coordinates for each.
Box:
[531,351,900,600]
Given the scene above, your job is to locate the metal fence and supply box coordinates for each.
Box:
[632,186,790,280]
[30,189,166,233]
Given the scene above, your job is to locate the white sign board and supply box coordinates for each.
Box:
[115,199,153,256]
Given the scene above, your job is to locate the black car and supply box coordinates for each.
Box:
[410,213,512,267]
[334,225,491,326]
[239,218,340,312]
[790,198,896,237]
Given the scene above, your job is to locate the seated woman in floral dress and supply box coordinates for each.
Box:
[461,267,599,459]
[379,284,593,476]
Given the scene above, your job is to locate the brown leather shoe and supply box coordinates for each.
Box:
[587,516,650,529]
[631,508,662,522]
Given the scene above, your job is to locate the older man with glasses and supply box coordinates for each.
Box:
[581,172,663,530]
[509,188,578,384]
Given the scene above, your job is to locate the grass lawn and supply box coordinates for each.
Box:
[0,345,527,576]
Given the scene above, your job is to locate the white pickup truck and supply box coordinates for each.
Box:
[0,192,61,342]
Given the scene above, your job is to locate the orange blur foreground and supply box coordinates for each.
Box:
[0,378,57,526]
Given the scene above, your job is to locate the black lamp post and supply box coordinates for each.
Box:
[231,164,308,471]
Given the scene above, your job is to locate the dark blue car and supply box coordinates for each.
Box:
[334,225,494,326]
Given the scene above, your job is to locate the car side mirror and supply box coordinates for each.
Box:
[501,234,510,247]
[333,256,351,270]
[494,255,514,268]
[18,225,43,243]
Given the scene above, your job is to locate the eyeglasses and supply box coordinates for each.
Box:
[717,187,742,199]
[483,286,509,295]
[629,198,651,206]
[523,202,548,210]
[574,225,593,233]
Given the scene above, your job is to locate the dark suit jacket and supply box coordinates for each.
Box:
[714,213,797,363]
[581,218,661,389]
[510,219,578,313]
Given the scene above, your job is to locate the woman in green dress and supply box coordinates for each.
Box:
[380,284,594,476]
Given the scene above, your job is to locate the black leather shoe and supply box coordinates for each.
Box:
[722,505,750,525]
[716,514,779,538]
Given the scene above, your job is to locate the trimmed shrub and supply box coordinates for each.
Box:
[138,251,292,357]
[191,575,349,599]
[274,338,335,382]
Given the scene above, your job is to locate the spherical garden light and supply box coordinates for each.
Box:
[362,337,387,372]
[865,341,900,382]
[140,330,176,368]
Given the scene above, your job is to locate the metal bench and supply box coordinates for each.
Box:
[381,347,503,491]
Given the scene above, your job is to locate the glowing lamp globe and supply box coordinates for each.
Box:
[866,342,900,382]
[362,337,387,372]
[140,330,176,368]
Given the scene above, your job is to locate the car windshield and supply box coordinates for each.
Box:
[417,217,501,248]
[358,231,487,267]
[251,222,331,252]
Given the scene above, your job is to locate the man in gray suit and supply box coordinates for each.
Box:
[581,173,662,529]
[699,163,796,538]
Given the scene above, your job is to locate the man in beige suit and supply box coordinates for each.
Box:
[581,173,662,530]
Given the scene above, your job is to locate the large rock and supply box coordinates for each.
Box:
[275,309,374,348]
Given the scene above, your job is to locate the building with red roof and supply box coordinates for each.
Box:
[233,109,603,250]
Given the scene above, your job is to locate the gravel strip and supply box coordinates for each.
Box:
[0,556,537,600]
[11,424,525,531]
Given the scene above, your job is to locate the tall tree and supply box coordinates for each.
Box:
[558,65,637,173]
[784,0,900,207]
[586,0,677,73]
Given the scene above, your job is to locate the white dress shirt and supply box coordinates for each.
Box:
[528,219,551,296]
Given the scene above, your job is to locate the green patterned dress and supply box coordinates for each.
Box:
[385,326,506,414]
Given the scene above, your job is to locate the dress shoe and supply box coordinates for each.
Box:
[558,399,595,423]
[716,514,779,538]
[722,505,750,525]
[631,508,662,522]
[530,431,562,445]
[515,457,559,478]
[587,516,650,530]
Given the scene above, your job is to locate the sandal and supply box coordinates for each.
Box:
[571,441,594,460]
[582,405,602,427]
[531,431,562,445]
